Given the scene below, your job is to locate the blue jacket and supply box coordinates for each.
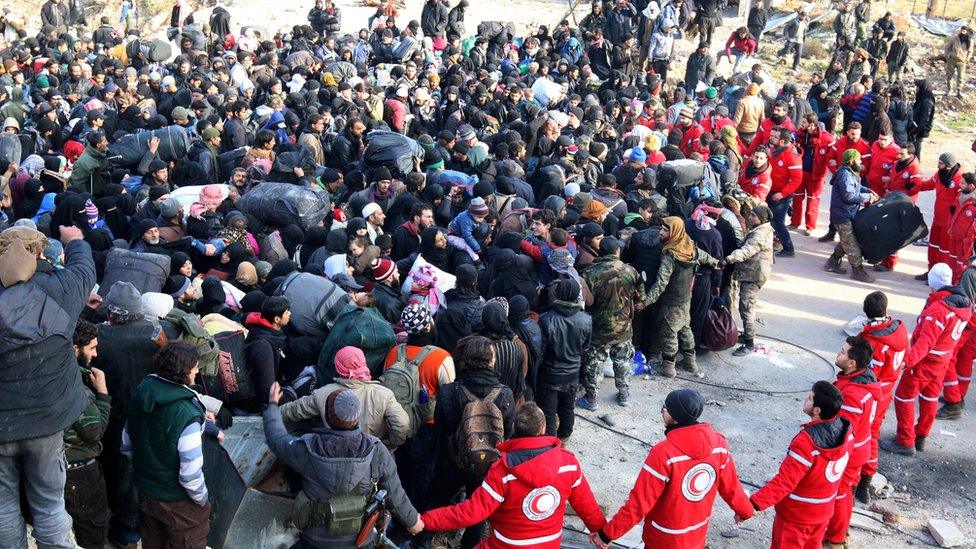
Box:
[448,210,481,253]
[829,166,871,224]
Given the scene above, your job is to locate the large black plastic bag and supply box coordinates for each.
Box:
[853,191,929,263]
[108,125,190,168]
[269,148,317,183]
[0,134,22,164]
[362,130,424,178]
[99,248,171,296]
[236,182,331,231]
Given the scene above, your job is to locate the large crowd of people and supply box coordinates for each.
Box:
[0,0,974,547]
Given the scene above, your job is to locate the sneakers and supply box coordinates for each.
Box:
[617,389,631,407]
[656,358,677,378]
[936,402,963,419]
[915,435,927,452]
[880,437,915,456]
[855,474,873,505]
[575,394,598,411]
[803,228,814,237]
[851,266,876,283]
[788,224,801,231]
[914,271,929,281]
[818,232,837,242]
[732,344,754,357]
[775,249,795,258]
[824,257,847,274]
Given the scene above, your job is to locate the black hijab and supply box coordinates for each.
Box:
[197,276,228,316]
[95,194,130,241]
[170,251,193,276]
[219,242,247,274]
[345,217,367,239]
[419,226,448,270]
[49,193,89,239]
[299,227,330,268]
[280,224,305,259]
[14,179,45,220]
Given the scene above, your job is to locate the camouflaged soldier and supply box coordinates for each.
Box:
[578,237,647,409]
[645,217,720,378]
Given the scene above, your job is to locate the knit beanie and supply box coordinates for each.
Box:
[939,152,958,167]
[665,388,705,425]
[468,197,490,217]
[370,257,396,281]
[842,149,861,165]
[84,199,99,221]
[140,292,174,321]
[401,303,432,334]
[324,389,362,430]
[554,279,581,302]
[751,203,772,224]
[159,198,181,219]
[372,166,392,182]
[105,281,142,316]
[254,260,273,280]
[163,274,192,298]
[455,263,478,285]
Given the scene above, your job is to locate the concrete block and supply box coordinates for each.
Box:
[850,512,886,534]
[870,473,888,492]
[928,519,966,547]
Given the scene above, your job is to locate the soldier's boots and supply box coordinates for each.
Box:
[656,357,677,378]
[680,351,704,378]
[851,266,875,283]
[824,255,847,274]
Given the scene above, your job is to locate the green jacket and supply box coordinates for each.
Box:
[127,375,205,502]
[583,255,646,344]
[69,145,110,196]
[63,368,111,464]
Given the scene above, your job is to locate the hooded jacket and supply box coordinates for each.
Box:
[903,287,973,371]
[834,368,882,477]
[600,422,754,547]
[263,403,418,546]
[726,222,773,284]
[538,300,592,385]
[751,416,855,524]
[858,317,909,386]
[0,239,95,443]
[422,436,606,548]
[829,165,871,225]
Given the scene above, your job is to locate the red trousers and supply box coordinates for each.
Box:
[893,365,946,446]
[825,483,855,544]
[943,328,976,404]
[770,516,829,549]
[864,382,895,476]
[790,171,827,230]
[928,220,951,269]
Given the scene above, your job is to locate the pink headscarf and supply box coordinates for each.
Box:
[690,202,724,230]
[199,184,223,211]
[408,264,441,314]
[335,346,371,381]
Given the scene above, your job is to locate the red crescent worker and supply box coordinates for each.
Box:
[791,114,835,235]
[884,263,972,456]
[946,173,976,280]
[855,291,909,503]
[879,143,925,269]
[746,381,855,549]
[825,337,882,548]
[593,389,754,549]
[914,154,963,274]
[420,403,606,548]
[939,266,976,420]
[863,132,900,196]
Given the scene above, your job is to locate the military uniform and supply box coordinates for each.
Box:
[581,256,645,395]
[646,249,719,374]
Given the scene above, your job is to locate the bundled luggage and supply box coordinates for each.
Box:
[362,131,424,179]
[99,248,171,296]
[108,125,190,168]
[317,305,396,382]
[235,182,331,231]
[125,38,173,62]
[0,134,22,164]
[853,191,929,263]
[275,271,350,339]
[656,159,720,217]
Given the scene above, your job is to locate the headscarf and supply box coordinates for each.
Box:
[280,224,305,259]
[197,276,228,316]
[961,267,976,304]
[267,259,299,281]
[14,179,45,220]
[719,126,743,165]
[548,247,583,288]
[299,227,330,268]
[49,193,89,239]
[690,202,724,230]
[335,346,372,381]
[479,301,515,340]
[662,216,696,262]
[345,217,368,238]
[419,226,448,269]
[219,242,247,274]
[236,262,258,287]
[170,251,193,276]
[19,155,45,178]
[324,253,349,279]
[95,194,130,241]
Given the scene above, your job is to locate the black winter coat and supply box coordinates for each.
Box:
[538,303,592,385]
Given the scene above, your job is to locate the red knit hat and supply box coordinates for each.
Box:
[370,257,396,282]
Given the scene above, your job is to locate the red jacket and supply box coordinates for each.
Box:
[858,317,910,387]
[421,436,605,548]
[916,170,963,224]
[885,156,925,201]
[725,33,757,56]
[751,417,855,525]
[829,136,870,173]
[677,122,704,157]
[701,116,734,136]
[646,150,667,166]
[745,117,796,156]
[600,423,753,548]
[864,141,901,194]
[834,370,882,478]
[903,288,973,372]
[798,127,835,180]
[948,197,976,261]
[738,160,772,200]
[768,145,803,198]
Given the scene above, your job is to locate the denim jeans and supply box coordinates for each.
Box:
[0,431,75,549]
[768,195,794,253]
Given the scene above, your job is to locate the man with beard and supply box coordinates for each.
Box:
[392,204,434,261]
[745,100,795,156]
[155,198,185,243]
[914,153,963,277]
[129,219,166,253]
[370,257,407,324]
[824,150,877,283]
[64,320,112,549]
[332,117,366,173]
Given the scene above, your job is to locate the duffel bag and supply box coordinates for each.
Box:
[853,191,929,264]
[99,248,170,296]
[235,182,331,231]
[702,297,739,352]
[275,271,350,338]
[317,305,396,382]
[108,125,190,168]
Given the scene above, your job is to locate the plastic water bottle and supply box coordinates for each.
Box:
[633,350,647,375]
[419,386,430,405]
